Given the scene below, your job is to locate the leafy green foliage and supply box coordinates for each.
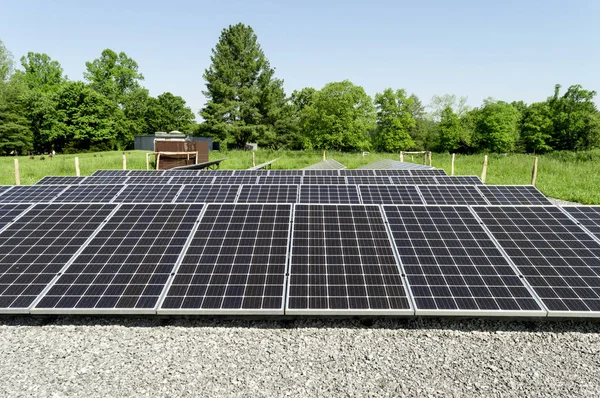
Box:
[373,88,415,152]
[300,80,375,151]
[147,92,196,133]
[0,74,32,154]
[20,52,64,92]
[472,100,520,152]
[519,102,553,153]
[437,106,464,152]
[0,39,14,82]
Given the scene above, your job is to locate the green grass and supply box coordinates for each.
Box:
[1,149,599,204]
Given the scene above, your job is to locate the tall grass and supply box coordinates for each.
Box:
[1,149,598,204]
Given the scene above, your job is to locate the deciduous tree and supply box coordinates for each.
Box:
[373,88,415,151]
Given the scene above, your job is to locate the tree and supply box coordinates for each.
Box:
[473,100,520,152]
[437,106,463,152]
[201,23,285,148]
[0,39,14,82]
[147,92,196,133]
[0,73,33,154]
[301,80,375,151]
[373,88,415,151]
[20,53,64,92]
[428,94,470,121]
[519,102,553,153]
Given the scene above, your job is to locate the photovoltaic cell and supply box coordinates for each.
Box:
[196,170,235,176]
[0,203,116,312]
[174,185,240,203]
[128,170,165,176]
[0,204,31,231]
[114,184,182,203]
[358,185,423,205]
[303,170,340,176]
[164,170,200,176]
[390,176,438,185]
[299,185,361,204]
[287,204,412,314]
[435,176,483,185]
[418,186,489,205]
[564,207,600,240]
[268,170,304,176]
[233,170,269,176]
[477,185,552,205]
[237,185,298,203]
[92,170,129,177]
[339,170,376,176]
[383,205,543,315]
[213,176,258,185]
[36,176,86,185]
[374,170,413,176]
[34,204,203,313]
[159,203,292,314]
[0,185,67,203]
[126,177,172,185]
[410,169,448,176]
[82,177,129,185]
[303,159,346,170]
[474,206,600,315]
[167,176,215,185]
[0,186,13,197]
[302,176,347,185]
[257,176,302,185]
[54,185,124,203]
[345,176,392,185]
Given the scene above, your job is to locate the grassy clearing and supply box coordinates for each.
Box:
[1,149,598,204]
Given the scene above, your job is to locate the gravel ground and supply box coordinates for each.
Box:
[1,317,600,397]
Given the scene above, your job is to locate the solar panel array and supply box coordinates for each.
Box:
[1,163,598,318]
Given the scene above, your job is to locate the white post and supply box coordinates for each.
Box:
[252,151,256,168]
[531,157,539,186]
[323,151,327,161]
[400,152,404,162]
[14,158,20,185]
[451,153,455,176]
[75,157,80,177]
[146,153,150,170]
[481,155,488,184]
[122,154,127,170]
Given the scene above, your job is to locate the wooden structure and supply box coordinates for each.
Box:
[400,151,432,166]
[152,141,209,170]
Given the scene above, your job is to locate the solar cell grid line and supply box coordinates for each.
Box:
[383,205,545,316]
[435,176,483,185]
[0,203,118,313]
[126,176,172,185]
[346,176,393,185]
[0,204,32,233]
[233,170,269,176]
[358,185,424,205]
[339,170,376,176]
[82,176,130,185]
[92,170,130,177]
[174,185,241,203]
[472,205,600,316]
[303,170,340,176]
[299,185,361,204]
[302,176,347,185]
[374,170,413,176]
[158,203,292,315]
[35,176,86,185]
[114,184,182,203]
[128,170,165,176]
[410,169,448,176]
[257,176,302,185]
[237,185,298,204]
[195,170,235,176]
[0,185,69,203]
[53,185,125,203]
[562,206,600,242]
[0,186,14,198]
[213,176,259,185]
[418,185,490,205]
[164,170,200,176]
[477,185,553,205]
[286,204,413,315]
[390,176,438,185]
[32,203,204,314]
[267,170,305,176]
[167,176,216,185]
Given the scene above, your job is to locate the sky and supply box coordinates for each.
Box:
[2,0,599,118]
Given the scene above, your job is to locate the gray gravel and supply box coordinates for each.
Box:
[1,317,600,397]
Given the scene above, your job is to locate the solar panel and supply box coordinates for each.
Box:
[339,170,376,176]
[303,170,340,176]
[358,186,423,205]
[346,176,392,185]
[167,176,215,185]
[383,205,543,316]
[114,184,182,203]
[418,186,489,205]
[410,169,448,176]
[287,204,412,314]
[0,203,117,313]
[0,185,67,203]
[302,176,347,185]
[33,204,203,314]
[233,170,269,176]
[299,185,361,204]
[128,170,165,176]
[268,170,304,176]
[196,170,235,176]
[213,176,258,185]
[357,159,433,170]
[435,176,483,185]
[92,170,129,177]
[257,176,302,185]
[302,159,346,170]
[82,177,129,185]
[390,176,438,185]
[159,203,292,314]
[164,170,200,176]
[174,185,240,203]
[35,176,86,185]
[374,170,413,176]
[126,176,172,185]
[0,186,13,197]
[473,206,600,316]
[237,185,298,203]
[0,204,31,231]
[477,186,552,205]
[54,185,124,203]
[563,207,600,240]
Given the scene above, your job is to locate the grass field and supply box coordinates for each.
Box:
[1,149,599,204]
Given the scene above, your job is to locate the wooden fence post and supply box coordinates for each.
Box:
[156,153,161,170]
[75,157,80,177]
[451,153,455,176]
[481,155,488,184]
[196,151,200,165]
[428,151,432,166]
[531,157,539,186]
[146,153,150,170]
[423,152,427,165]
[400,152,404,162]
[122,154,127,170]
[14,158,20,185]
[323,151,327,161]
[252,151,256,168]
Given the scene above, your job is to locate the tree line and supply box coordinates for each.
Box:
[0,41,195,154]
[2,23,600,155]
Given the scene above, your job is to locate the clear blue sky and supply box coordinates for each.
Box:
[2,0,599,117]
